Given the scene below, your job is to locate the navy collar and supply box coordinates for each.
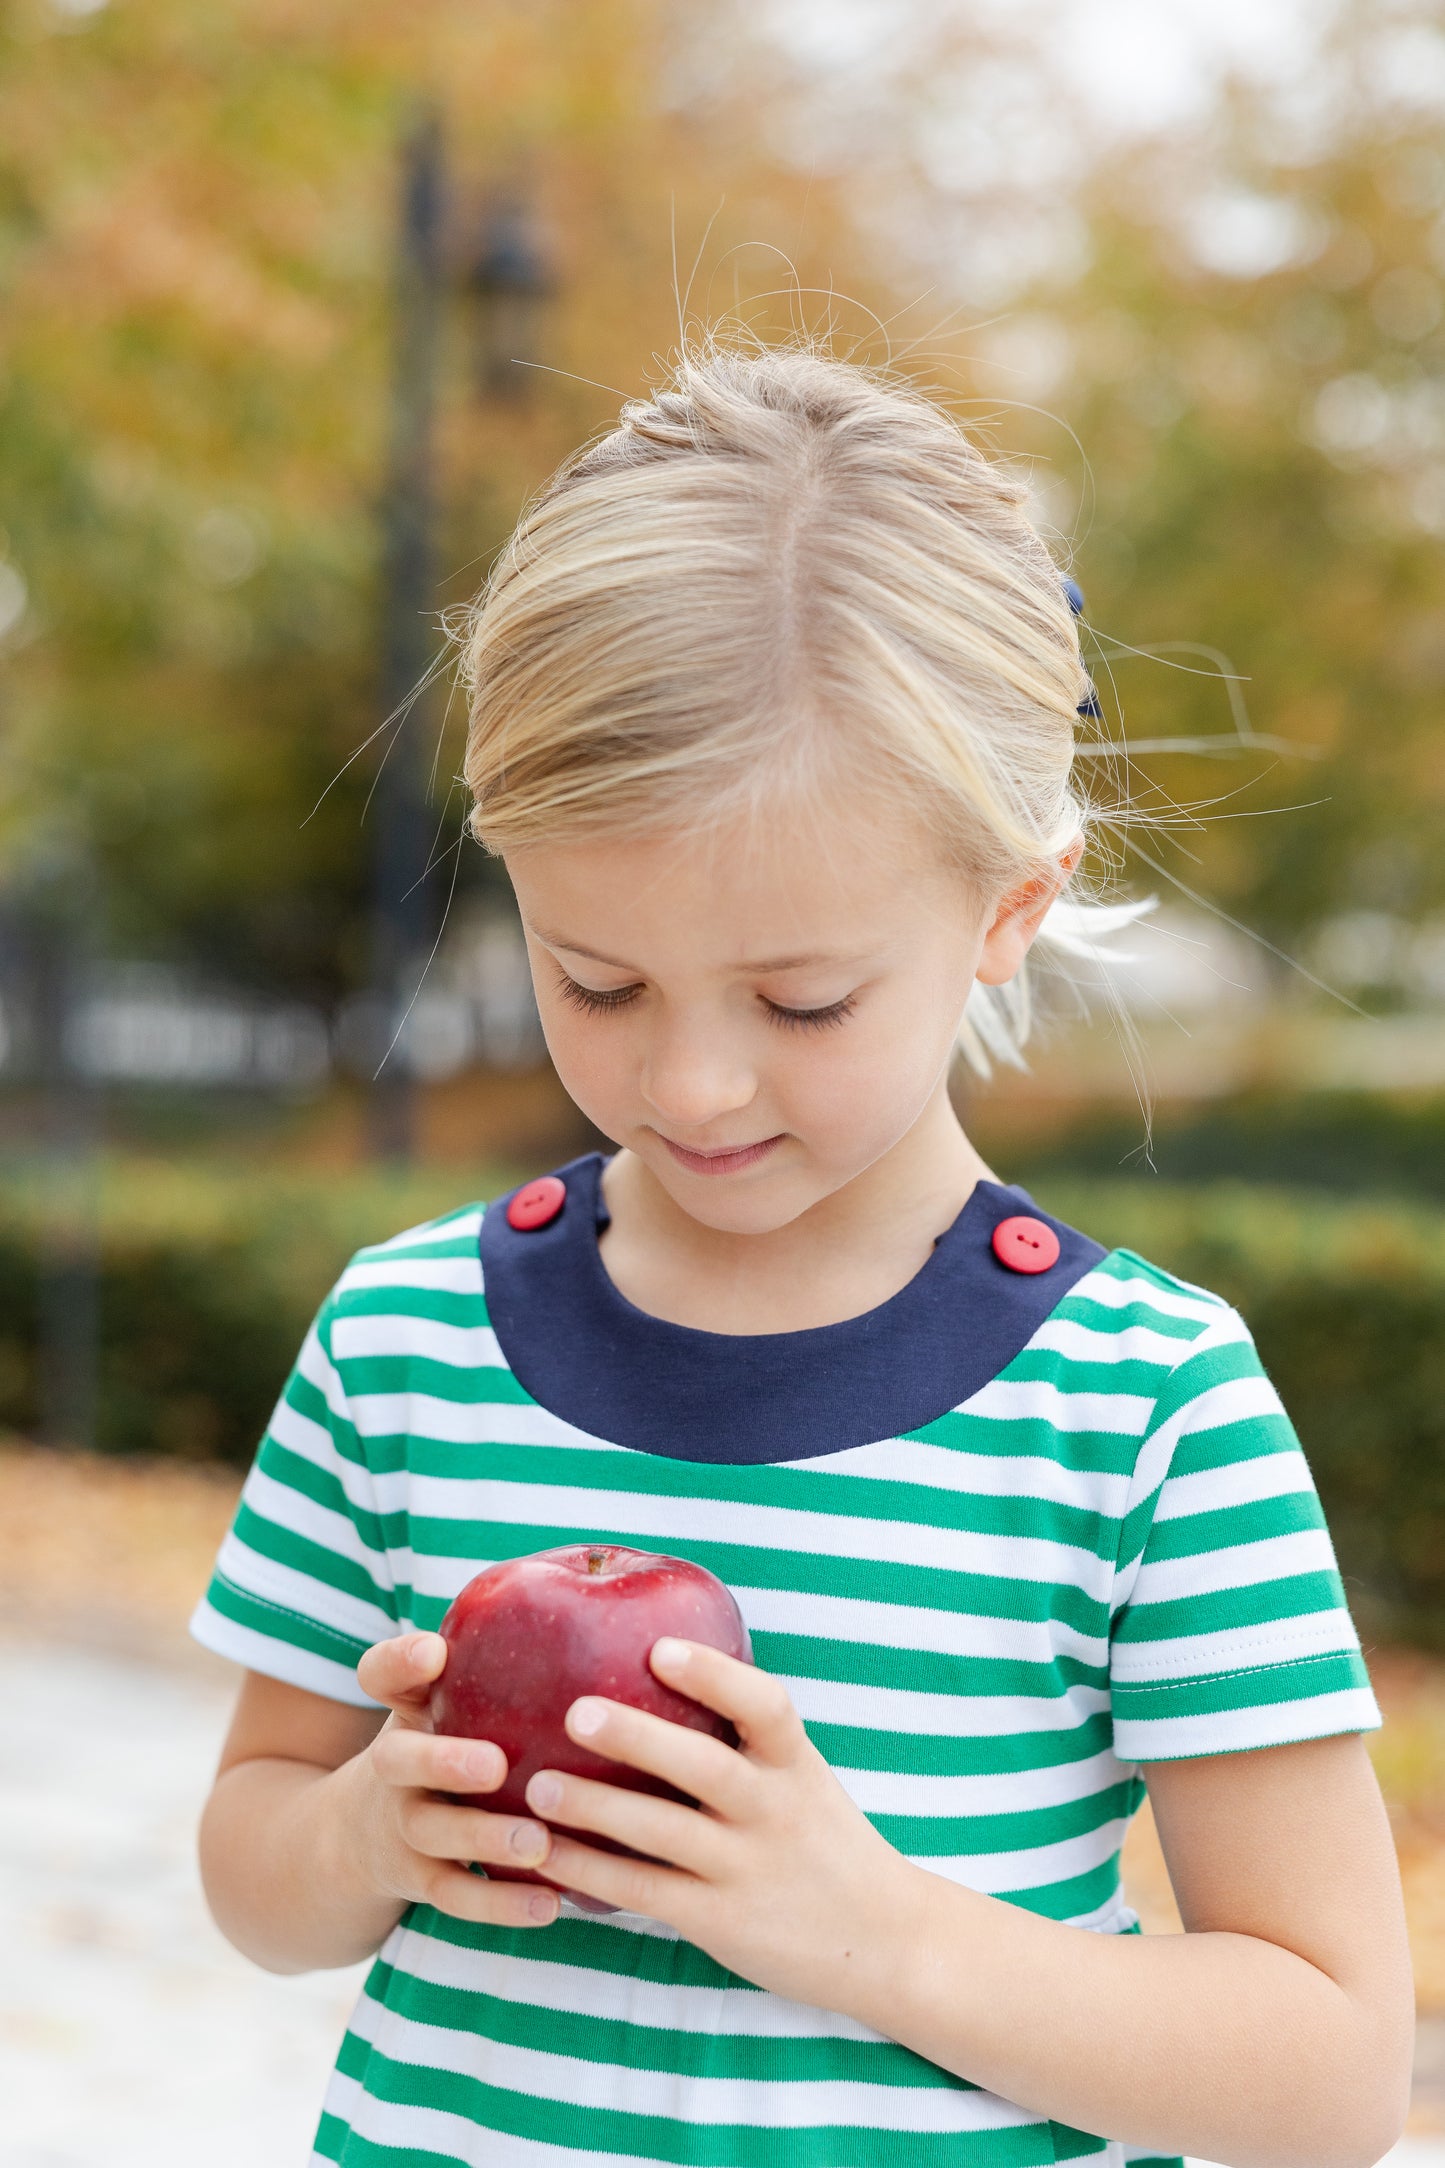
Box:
[478,1152,1106,1465]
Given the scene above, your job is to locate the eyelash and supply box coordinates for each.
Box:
[765,994,858,1033]
[556,975,858,1033]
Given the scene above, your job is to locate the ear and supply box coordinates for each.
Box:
[974,837,1086,988]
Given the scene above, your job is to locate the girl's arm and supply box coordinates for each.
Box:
[198,1632,563,1975]
[878,1727,1415,2168]
[523,1642,1414,2168]
[199,1670,398,1972]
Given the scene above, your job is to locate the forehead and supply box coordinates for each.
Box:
[504,794,975,967]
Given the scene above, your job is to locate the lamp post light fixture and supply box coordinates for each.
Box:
[468,199,554,401]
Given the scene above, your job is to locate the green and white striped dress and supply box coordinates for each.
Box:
[191,1174,1382,2168]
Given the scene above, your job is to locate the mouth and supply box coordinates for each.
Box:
[656,1133,787,1177]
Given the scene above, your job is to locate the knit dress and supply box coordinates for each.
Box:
[191,1153,1382,2168]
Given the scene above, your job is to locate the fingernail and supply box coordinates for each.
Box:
[652,1637,688,1669]
[528,1891,558,1923]
[510,1822,548,1864]
[465,1744,501,1782]
[413,1632,446,1666]
[528,1772,563,1814]
[568,1698,606,1737]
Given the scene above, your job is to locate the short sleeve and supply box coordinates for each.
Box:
[189,1285,400,1707]
[1109,1302,1383,1763]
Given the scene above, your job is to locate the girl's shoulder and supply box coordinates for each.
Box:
[320,1197,491,1326]
[1047,1238,1270,1426]
[1061,1238,1239,1337]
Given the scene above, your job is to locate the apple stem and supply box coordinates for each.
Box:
[586,1549,606,1575]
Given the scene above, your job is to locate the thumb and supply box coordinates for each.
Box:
[356,1629,448,1721]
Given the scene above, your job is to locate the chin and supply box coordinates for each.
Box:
[643,1153,843,1236]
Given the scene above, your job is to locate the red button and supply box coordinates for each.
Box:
[991,1215,1060,1274]
[506,1175,567,1231]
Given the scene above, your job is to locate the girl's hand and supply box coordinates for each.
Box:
[346,1631,561,1930]
[524,1639,921,2015]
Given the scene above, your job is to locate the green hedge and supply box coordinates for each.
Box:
[1006,1087,1445,1200]
[0,1155,520,1465]
[4,1158,1442,1649]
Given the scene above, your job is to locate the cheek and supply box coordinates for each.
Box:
[779,991,961,1134]
[534,996,633,1118]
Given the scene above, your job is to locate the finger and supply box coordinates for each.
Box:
[371,1724,508,1796]
[525,1767,724,1878]
[422,1860,560,1931]
[403,1796,553,1873]
[535,1830,695,1926]
[648,1640,800,1763]
[560,1696,754,1818]
[356,1631,449,1718]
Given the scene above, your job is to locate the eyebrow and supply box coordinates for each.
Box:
[531,929,862,974]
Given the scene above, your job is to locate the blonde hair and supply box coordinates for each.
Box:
[456,335,1153,1077]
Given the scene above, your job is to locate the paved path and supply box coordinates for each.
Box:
[1,1639,367,2166]
[2,1636,1440,2167]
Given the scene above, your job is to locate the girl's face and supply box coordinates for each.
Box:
[505,794,1065,1236]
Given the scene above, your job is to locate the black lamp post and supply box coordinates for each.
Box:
[367,130,553,1164]
[24,831,103,1449]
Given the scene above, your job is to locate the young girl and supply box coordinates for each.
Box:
[192,340,1414,2168]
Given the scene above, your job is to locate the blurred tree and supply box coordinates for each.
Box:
[0,0,861,1004]
[989,0,1445,995]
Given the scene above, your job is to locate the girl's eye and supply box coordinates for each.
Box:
[557,974,641,1016]
[555,972,857,1032]
[763,995,858,1032]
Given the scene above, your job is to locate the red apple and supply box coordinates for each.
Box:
[428,1543,753,1885]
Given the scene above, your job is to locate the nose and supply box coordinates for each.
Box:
[639,1016,757,1131]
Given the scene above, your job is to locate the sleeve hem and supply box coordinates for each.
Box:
[209,1556,394,1653]
[1113,1642,1364,1692]
[188,1596,387,1709]
[1114,1682,1383,1765]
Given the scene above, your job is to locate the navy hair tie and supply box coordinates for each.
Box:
[1063,577,1102,720]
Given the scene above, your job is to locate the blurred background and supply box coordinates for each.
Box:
[3,0,1445,2159]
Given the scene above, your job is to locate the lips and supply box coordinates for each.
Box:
[657,1133,785,1176]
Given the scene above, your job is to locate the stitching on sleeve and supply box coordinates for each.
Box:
[211,1567,372,1654]
[1116,1648,1366,1692]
